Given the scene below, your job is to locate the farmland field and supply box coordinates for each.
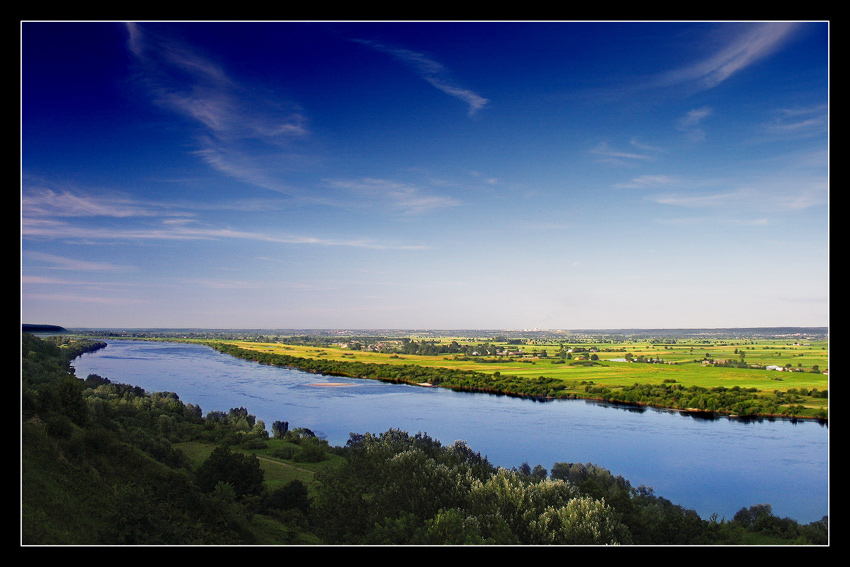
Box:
[208,332,828,419]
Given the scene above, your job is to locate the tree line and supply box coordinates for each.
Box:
[584,382,828,419]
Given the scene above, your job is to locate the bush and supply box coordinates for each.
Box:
[271,446,299,460]
[241,438,268,450]
[195,446,265,498]
[264,480,310,515]
[292,438,328,462]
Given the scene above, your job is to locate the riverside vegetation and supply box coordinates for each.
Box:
[22,332,828,545]
[82,327,828,421]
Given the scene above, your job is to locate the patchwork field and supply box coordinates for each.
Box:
[216,334,828,418]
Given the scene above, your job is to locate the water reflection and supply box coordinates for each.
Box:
[588,400,649,414]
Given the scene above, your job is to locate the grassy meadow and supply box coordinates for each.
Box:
[175,438,343,494]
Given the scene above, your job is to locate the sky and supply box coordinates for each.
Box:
[21,21,829,330]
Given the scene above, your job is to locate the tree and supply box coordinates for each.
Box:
[312,430,495,543]
[464,468,630,544]
[272,420,289,438]
[195,446,264,498]
[531,464,548,481]
[732,503,774,528]
[264,479,310,515]
[527,495,631,544]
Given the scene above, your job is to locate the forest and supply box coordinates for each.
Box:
[21,333,829,545]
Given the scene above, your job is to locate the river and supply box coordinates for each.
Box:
[70,339,828,524]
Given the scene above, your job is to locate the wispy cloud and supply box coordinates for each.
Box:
[180,278,274,290]
[22,212,427,250]
[613,174,678,189]
[353,39,489,116]
[326,177,461,214]
[649,176,827,214]
[590,141,658,165]
[614,166,827,224]
[21,184,428,250]
[656,22,800,90]
[656,215,770,228]
[21,256,146,306]
[23,252,137,272]
[21,185,177,220]
[126,23,309,143]
[22,292,149,305]
[764,104,828,138]
[677,106,712,142]
[124,23,312,194]
[469,170,499,185]
[191,140,325,201]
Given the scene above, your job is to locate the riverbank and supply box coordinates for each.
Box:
[61,332,827,421]
[203,340,827,422]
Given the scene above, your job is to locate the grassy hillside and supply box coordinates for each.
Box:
[21,332,337,544]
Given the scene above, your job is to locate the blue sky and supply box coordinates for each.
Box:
[21,21,829,330]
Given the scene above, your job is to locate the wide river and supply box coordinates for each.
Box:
[71,339,828,524]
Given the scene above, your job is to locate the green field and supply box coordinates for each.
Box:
[175,438,343,494]
[215,334,828,419]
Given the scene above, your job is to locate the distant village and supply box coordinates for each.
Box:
[333,338,826,374]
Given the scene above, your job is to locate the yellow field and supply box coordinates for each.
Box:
[223,337,829,397]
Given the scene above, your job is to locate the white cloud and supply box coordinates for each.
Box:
[680,107,712,127]
[23,252,136,272]
[21,182,428,250]
[353,39,489,116]
[658,22,800,90]
[614,174,678,189]
[590,141,656,165]
[327,177,461,214]
[22,213,426,250]
[124,23,312,192]
[21,186,171,219]
[677,107,712,142]
[23,292,148,305]
[764,105,828,138]
[649,176,827,213]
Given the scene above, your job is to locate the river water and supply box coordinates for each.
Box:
[70,339,828,524]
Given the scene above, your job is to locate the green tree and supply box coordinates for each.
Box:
[195,446,264,498]
[464,468,631,544]
[415,508,492,544]
[312,430,494,543]
[264,479,310,515]
[272,420,289,438]
[527,495,631,544]
[55,375,89,425]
